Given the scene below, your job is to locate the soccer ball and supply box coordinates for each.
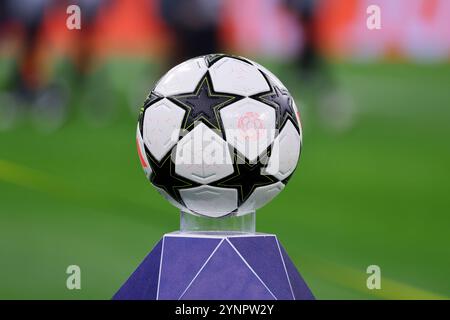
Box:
[136,54,302,217]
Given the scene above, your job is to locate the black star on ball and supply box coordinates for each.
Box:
[204,53,227,67]
[145,147,198,204]
[139,91,164,134]
[204,53,253,68]
[251,72,300,133]
[143,91,163,108]
[214,154,277,205]
[168,73,242,131]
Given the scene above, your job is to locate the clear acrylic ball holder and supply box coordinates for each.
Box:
[180,210,256,234]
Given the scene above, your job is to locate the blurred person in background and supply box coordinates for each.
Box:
[1,0,48,98]
[65,0,106,84]
[0,0,53,130]
[284,0,355,132]
[0,0,113,131]
[64,0,118,126]
[159,0,223,67]
[285,0,325,81]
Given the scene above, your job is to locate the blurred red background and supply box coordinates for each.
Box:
[7,0,448,61]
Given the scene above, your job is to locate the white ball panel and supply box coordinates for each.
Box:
[209,57,269,96]
[143,98,185,161]
[179,185,238,217]
[237,182,285,216]
[175,123,234,184]
[154,57,208,96]
[136,125,152,178]
[220,98,276,162]
[265,120,300,180]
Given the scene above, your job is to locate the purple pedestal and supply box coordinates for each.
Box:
[113,233,314,300]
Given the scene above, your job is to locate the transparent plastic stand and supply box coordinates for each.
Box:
[180,211,256,234]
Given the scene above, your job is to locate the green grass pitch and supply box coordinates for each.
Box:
[0,61,449,299]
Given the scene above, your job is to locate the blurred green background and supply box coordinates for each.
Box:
[1,59,449,299]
